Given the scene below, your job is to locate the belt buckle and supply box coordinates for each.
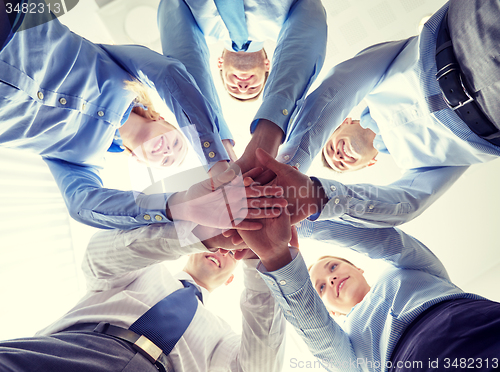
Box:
[436,64,474,111]
[133,335,163,364]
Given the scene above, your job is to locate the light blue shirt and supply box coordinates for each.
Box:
[259,219,484,372]
[158,0,327,140]
[0,11,226,229]
[278,3,500,226]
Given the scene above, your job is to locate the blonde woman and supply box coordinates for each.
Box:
[0,1,277,231]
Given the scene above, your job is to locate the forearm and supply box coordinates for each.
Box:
[313,166,469,227]
[236,259,287,372]
[252,0,327,135]
[44,158,171,230]
[258,252,360,372]
[82,223,207,289]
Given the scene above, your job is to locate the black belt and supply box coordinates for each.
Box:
[61,322,170,372]
[435,12,500,146]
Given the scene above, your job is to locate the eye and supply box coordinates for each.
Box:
[319,284,325,295]
[331,264,338,272]
[229,251,234,256]
[174,138,179,147]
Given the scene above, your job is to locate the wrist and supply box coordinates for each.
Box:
[165,191,186,220]
[259,244,292,272]
[249,119,283,157]
[312,178,329,215]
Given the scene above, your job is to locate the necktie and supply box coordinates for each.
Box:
[129,280,203,355]
[213,0,250,52]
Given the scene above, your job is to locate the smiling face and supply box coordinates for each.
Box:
[120,112,188,168]
[183,251,238,292]
[322,118,378,172]
[309,257,370,316]
[218,49,270,100]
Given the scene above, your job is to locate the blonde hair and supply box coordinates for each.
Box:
[121,80,178,156]
[123,79,161,121]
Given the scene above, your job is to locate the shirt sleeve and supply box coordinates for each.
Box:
[209,259,287,372]
[258,252,361,372]
[44,157,173,230]
[251,0,327,137]
[312,165,469,227]
[298,219,450,280]
[82,223,206,291]
[98,43,229,170]
[277,38,413,172]
[157,0,233,144]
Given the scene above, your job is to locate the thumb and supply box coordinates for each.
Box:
[255,148,283,175]
[210,168,236,190]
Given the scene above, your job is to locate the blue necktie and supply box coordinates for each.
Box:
[213,0,250,52]
[129,280,203,355]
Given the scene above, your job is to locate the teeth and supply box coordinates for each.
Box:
[208,256,220,267]
[153,136,163,153]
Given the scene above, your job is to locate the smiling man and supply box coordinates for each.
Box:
[0,223,286,372]
[158,0,327,162]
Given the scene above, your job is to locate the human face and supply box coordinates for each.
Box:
[129,119,188,168]
[322,118,378,172]
[183,251,237,292]
[310,257,370,316]
[218,49,270,100]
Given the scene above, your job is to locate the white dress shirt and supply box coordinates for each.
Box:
[37,224,286,372]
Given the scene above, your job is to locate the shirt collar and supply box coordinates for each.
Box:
[174,271,210,303]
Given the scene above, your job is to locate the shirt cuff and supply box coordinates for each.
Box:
[242,259,272,292]
[198,134,229,170]
[308,177,350,221]
[257,248,310,297]
[251,95,296,138]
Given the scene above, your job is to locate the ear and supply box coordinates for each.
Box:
[357,267,365,274]
[225,274,234,286]
[367,157,378,167]
[217,57,224,69]
[264,58,270,71]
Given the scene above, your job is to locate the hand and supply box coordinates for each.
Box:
[235,119,283,174]
[255,148,328,224]
[167,165,287,230]
[194,225,248,251]
[238,208,293,271]
[218,248,258,260]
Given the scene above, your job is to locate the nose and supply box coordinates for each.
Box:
[237,81,249,92]
[329,276,337,286]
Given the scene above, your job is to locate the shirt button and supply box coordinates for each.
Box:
[97,110,105,117]
[37,91,44,100]
[283,155,290,161]
[307,122,312,127]
[143,214,151,221]
[208,151,216,158]
[334,197,340,204]
[279,280,286,285]
[368,204,375,210]
[330,185,336,191]
[282,109,288,116]
[59,97,67,105]
[203,141,211,148]
[154,215,162,221]
[82,103,86,111]
[286,310,292,315]
[295,163,300,169]
[114,135,120,140]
